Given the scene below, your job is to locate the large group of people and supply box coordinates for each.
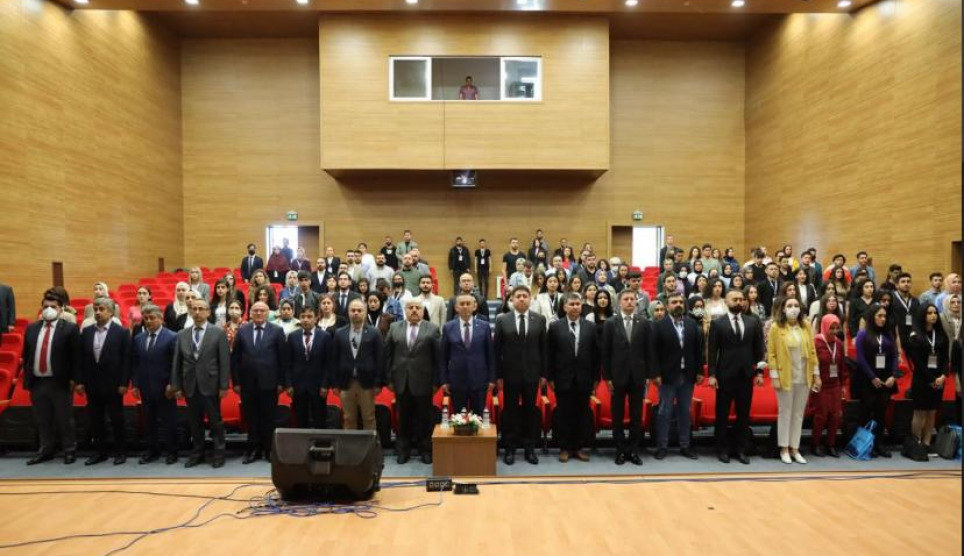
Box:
[4,229,961,469]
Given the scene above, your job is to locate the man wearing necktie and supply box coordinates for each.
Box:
[333,272,361,319]
[601,290,652,466]
[78,297,132,466]
[172,300,230,468]
[441,294,496,418]
[494,286,548,465]
[285,305,332,430]
[131,305,179,465]
[232,301,289,464]
[386,298,441,464]
[547,293,599,463]
[241,243,264,282]
[650,292,704,460]
[759,262,782,318]
[707,289,766,464]
[332,299,386,431]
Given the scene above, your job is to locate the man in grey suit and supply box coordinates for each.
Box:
[0,280,15,332]
[171,300,230,468]
[385,298,441,464]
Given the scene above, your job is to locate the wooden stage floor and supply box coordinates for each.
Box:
[0,470,959,556]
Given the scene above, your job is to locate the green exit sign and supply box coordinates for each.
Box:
[286,211,298,221]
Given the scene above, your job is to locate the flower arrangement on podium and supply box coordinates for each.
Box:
[449,409,483,436]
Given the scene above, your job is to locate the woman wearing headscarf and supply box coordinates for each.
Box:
[811,314,848,457]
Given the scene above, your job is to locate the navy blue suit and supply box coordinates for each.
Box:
[440,317,495,415]
[286,327,333,429]
[231,322,289,453]
[80,322,132,456]
[650,316,704,450]
[132,327,178,455]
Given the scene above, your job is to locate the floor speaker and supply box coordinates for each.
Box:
[271,428,383,501]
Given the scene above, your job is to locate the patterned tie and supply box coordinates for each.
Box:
[147,332,157,352]
[570,320,578,356]
[38,323,53,375]
[409,324,418,349]
[304,331,312,360]
[463,321,471,348]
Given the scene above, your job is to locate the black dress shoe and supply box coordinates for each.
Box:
[184,457,203,468]
[139,452,160,465]
[113,455,127,465]
[628,453,643,466]
[85,454,108,466]
[812,446,826,458]
[503,451,515,465]
[654,448,668,460]
[420,452,432,465]
[615,453,626,465]
[827,446,840,458]
[242,451,261,465]
[524,450,539,465]
[64,453,76,465]
[26,454,55,466]
[718,453,730,463]
[211,458,225,469]
[736,453,750,465]
[165,454,178,465]
[680,448,698,460]
[396,452,410,465]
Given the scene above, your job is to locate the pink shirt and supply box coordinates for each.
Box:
[459,85,479,100]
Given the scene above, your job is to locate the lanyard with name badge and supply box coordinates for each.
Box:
[821,337,839,378]
[895,294,914,326]
[875,335,886,370]
[927,331,939,369]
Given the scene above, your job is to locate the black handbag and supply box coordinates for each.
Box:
[901,436,929,462]
[934,425,961,460]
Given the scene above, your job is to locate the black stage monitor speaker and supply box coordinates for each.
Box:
[271,428,384,501]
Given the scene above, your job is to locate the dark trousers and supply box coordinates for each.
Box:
[478,272,489,300]
[451,388,487,417]
[397,388,434,453]
[241,389,279,453]
[657,376,695,449]
[503,381,539,451]
[715,376,753,455]
[30,378,77,456]
[187,391,225,458]
[142,393,178,455]
[291,387,327,429]
[611,383,644,455]
[87,390,126,455]
[858,381,894,441]
[554,388,592,452]
[812,383,843,448]
[452,273,465,296]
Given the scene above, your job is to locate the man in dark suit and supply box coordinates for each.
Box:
[323,246,341,280]
[892,272,921,349]
[601,290,651,466]
[547,292,599,463]
[658,235,677,267]
[131,304,179,464]
[171,300,231,468]
[310,258,334,294]
[758,262,782,318]
[441,294,495,416]
[332,298,385,430]
[241,243,264,282]
[446,273,489,322]
[333,272,362,319]
[232,301,288,464]
[22,291,80,465]
[78,297,132,465]
[386,299,441,464]
[707,289,766,464]
[0,280,15,332]
[650,292,703,460]
[448,236,472,296]
[475,238,491,301]
[494,285,547,465]
[286,305,332,430]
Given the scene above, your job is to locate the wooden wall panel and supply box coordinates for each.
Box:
[745,0,962,289]
[0,1,182,318]
[318,15,610,171]
[182,38,745,294]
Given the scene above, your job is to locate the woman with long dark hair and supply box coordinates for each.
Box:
[907,303,949,448]
[853,303,899,457]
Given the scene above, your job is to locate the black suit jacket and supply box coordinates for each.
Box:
[80,322,132,394]
[651,317,704,384]
[446,293,490,322]
[547,317,599,393]
[231,322,289,391]
[601,314,651,387]
[475,249,491,276]
[131,327,177,399]
[707,314,765,381]
[286,327,332,391]
[448,246,471,274]
[22,319,80,390]
[494,311,548,384]
[331,324,385,390]
[757,278,781,317]
[332,290,362,318]
[310,270,336,294]
[240,255,264,281]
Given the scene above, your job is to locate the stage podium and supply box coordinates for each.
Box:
[431,425,498,477]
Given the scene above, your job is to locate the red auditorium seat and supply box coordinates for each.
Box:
[212,267,231,277]
[0,369,13,412]
[70,298,91,314]
[0,333,23,358]
[749,375,779,424]
[220,389,241,427]
[375,388,397,432]
[0,351,19,382]
[590,381,650,433]
[429,267,439,295]
[14,318,28,336]
[270,283,282,297]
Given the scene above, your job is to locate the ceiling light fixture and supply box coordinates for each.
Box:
[406,0,419,4]
[297,0,309,5]
[74,0,90,4]
[625,0,638,6]
[731,0,745,7]
[837,0,852,7]
[185,0,199,5]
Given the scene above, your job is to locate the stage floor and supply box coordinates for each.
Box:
[0,470,959,556]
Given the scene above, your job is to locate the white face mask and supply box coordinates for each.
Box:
[41,307,59,322]
[680,271,688,278]
[785,307,801,320]
[692,308,705,318]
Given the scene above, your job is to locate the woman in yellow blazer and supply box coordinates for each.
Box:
[767,296,821,464]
